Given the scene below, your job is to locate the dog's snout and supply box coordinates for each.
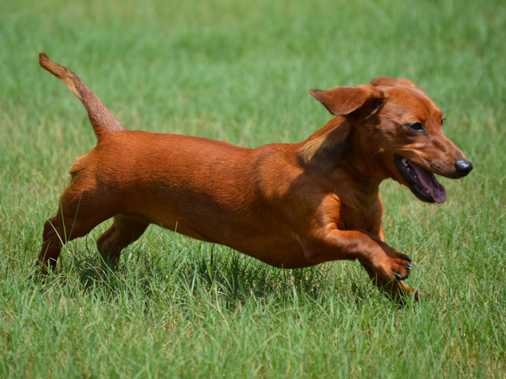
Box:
[455,160,473,177]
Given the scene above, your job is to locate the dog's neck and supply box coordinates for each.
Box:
[298,117,386,203]
[298,117,353,172]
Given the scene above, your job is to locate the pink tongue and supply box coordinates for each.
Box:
[410,163,446,203]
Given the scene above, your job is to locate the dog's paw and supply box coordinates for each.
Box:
[411,288,431,301]
[394,284,431,304]
[370,245,412,282]
[380,280,431,305]
[393,256,412,281]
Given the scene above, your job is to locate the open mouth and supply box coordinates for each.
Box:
[394,154,446,203]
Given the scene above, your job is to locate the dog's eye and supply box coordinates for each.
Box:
[406,122,425,132]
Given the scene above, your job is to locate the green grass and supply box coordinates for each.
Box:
[1,0,505,377]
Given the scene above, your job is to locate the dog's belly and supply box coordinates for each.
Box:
[122,209,312,269]
[166,222,312,269]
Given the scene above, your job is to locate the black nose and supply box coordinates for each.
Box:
[455,160,473,177]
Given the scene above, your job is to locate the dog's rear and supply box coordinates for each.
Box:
[38,53,127,272]
[36,54,472,300]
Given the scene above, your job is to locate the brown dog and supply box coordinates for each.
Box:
[36,53,472,299]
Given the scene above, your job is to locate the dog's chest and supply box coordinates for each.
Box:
[338,201,382,236]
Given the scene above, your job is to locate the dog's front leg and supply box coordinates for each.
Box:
[300,229,412,291]
[359,264,421,301]
[360,226,422,300]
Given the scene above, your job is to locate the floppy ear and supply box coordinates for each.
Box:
[309,85,389,117]
[370,77,415,87]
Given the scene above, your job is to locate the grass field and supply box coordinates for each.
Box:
[1,0,505,377]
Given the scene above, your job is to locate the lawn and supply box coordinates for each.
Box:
[1,0,505,377]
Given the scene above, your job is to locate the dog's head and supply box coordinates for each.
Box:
[309,77,472,203]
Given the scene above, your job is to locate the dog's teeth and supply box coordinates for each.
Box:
[401,158,408,167]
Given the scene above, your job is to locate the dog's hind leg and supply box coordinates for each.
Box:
[36,182,119,274]
[97,214,150,269]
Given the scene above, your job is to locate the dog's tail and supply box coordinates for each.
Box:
[39,53,125,139]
